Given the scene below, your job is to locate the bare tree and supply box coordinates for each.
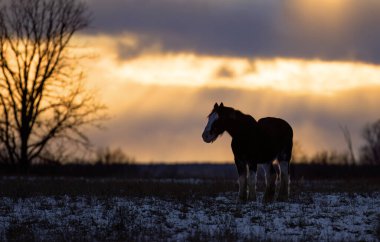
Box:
[0,0,104,169]
[339,124,356,165]
[96,146,135,165]
[360,120,380,165]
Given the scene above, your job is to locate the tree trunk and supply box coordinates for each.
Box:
[20,131,30,172]
[20,95,30,172]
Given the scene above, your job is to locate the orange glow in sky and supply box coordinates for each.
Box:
[61,0,380,163]
[73,34,380,162]
[78,35,380,97]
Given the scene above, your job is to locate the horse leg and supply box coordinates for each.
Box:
[263,163,277,203]
[248,164,257,201]
[278,161,290,201]
[236,161,248,201]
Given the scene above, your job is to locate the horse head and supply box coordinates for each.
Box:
[202,102,228,143]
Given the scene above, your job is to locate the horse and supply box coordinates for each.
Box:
[202,102,293,202]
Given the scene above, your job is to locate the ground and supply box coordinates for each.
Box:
[0,177,379,241]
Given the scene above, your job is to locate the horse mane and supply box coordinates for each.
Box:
[218,106,258,138]
[223,106,257,124]
[207,104,258,135]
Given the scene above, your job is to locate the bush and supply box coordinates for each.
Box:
[308,150,350,165]
[95,146,135,164]
[360,120,380,165]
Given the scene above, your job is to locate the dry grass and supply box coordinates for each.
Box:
[0,177,379,198]
[0,177,236,198]
[0,177,379,241]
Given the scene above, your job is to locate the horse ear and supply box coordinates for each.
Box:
[220,102,224,107]
[214,102,219,109]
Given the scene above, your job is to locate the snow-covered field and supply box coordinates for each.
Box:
[0,178,379,241]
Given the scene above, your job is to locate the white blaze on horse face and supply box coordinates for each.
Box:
[202,112,219,143]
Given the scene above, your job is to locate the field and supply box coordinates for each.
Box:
[0,176,379,241]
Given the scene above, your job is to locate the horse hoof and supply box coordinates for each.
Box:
[277,195,289,202]
[263,198,273,203]
[263,194,274,203]
[248,195,257,202]
[237,196,247,204]
[263,199,272,203]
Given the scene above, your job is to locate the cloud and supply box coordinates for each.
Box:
[78,39,380,95]
[77,36,380,162]
[85,0,380,63]
[214,65,236,80]
[88,83,380,162]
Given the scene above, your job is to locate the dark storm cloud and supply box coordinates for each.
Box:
[86,0,380,63]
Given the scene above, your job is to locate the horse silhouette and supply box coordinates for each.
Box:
[202,102,293,202]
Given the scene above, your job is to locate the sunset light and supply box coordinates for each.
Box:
[1,1,380,240]
[4,0,380,163]
[73,17,380,161]
[79,35,380,96]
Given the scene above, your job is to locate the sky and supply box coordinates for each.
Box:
[76,0,380,163]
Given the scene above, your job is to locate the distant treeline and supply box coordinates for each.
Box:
[0,163,379,179]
